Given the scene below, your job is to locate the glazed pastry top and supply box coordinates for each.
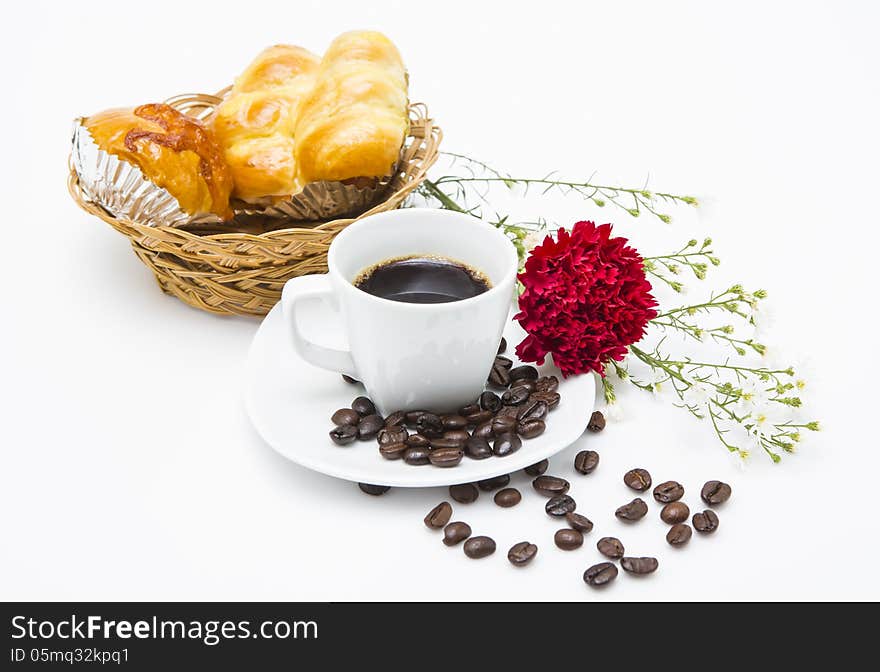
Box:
[85,104,233,219]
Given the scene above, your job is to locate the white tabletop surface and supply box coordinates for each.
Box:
[1,0,878,601]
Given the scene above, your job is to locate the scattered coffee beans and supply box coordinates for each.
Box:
[536,375,559,392]
[693,509,720,534]
[517,399,548,422]
[358,483,390,496]
[508,541,538,566]
[546,494,577,517]
[574,450,600,475]
[329,425,357,445]
[384,410,406,427]
[554,528,584,550]
[415,412,443,438]
[587,410,606,432]
[441,414,468,430]
[424,502,453,529]
[479,391,502,412]
[357,414,385,440]
[351,396,376,416]
[615,497,648,521]
[331,408,360,426]
[597,537,625,559]
[405,433,430,448]
[429,447,464,468]
[443,521,472,546]
[465,436,493,460]
[493,432,522,457]
[403,446,430,464]
[565,512,593,533]
[653,480,684,503]
[516,419,546,439]
[701,480,732,505]
[660,501,690,524]
[583,562,618,587]
[623,468,652,491]
[378,427,407,446]
[621,556,659,575]
[524,459,549,476]
[464,536,496,559]
[379,442,407,460]
[666,523,692,546]
[502,386,531,406]
[494,488,522,508]
[498,337,507,354]
[478,474,510,491]
[532,475,570,497]
[509,365,539,382]
[449,483,479,504]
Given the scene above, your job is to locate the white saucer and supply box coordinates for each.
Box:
[244,300,596,487]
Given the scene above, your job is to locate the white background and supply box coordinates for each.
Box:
[1,0,878,601]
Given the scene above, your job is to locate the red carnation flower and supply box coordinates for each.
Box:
[514,221,657,377]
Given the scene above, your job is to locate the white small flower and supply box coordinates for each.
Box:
[647,368,668,395]
[751,300,776,339]
[683,381,713,409]
[734,378,771,414]
[603,402,625,422]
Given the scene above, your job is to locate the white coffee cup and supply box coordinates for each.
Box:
[281,208,519,415]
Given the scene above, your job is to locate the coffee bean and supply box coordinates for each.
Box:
[415,412,444,438]
[565,512,593,533]
[502,386,531,406]
[508,541,538,566]
[494,487,522,508]
[443,521,472,546]
[653,480,684,503]
[555,528,584,550]
[532,475,570,497]
[342,374,359,384]
[693,509,719,533]
[464,436,492,460]
[403,446,431,465]
[495,355,513,369]
[431,434,467,450]
[424,501,453,529]
[467,409,494,425]
[479,391,502,412]
[623,468,652,491]
[510,365,539,382]
[472,421,494,441]
[493,432,522,457]
[546,494,577,517]
[331,408,360,426]
[496,405,521,419]
[463,536,496,559]
[498,337,507,354]
[441,414,468,430]
[615,497,648,521]
[488,362,511,387]
[377,427,407,446]
[329,425,357,445]
[516,419,545,439]
[530,391,561,409]
[491,415,517,435]
[429,447,464,468]
[574,450,600,474]
[524,459,549,476]
[358,483,389,496]
[536,375,559,393]
[597,537,625,559]
[384,410,407,427]
[515,380,538,393]
[449,483,479,503]
[444,429,470,442]
[379,442,407,460]
[660,502,690,524]
[583,562,618,587]
[357,414,385,440]
[459,403,482,419]
[621,556,659,575]
[701,480,732,505]
[587,410,606,432]
[404,410,428,426]
[517,399,548,421]
[478,474,510,491]
[405,433,431,448]
[666,523,692,546]
[351,396,376,416]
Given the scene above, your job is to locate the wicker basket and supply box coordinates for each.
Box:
[68,94,441,317]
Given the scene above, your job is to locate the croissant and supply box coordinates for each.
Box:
[211,45,320,202]
[294,31,409,184]
[84,104,233,219]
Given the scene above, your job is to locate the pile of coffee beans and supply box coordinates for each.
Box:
[359,404,734,589]
[328,339,563,468]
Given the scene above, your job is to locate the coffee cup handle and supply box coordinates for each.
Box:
[280,275,358,379]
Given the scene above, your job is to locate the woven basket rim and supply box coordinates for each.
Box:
[68,100,439,244]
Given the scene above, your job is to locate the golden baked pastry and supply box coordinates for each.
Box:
[84,104,233,219]
[211,45,320,202]
[294,30,409,184]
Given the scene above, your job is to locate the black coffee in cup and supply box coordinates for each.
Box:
[354,256,491,304]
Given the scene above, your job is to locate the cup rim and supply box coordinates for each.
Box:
[327,208,519,311]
